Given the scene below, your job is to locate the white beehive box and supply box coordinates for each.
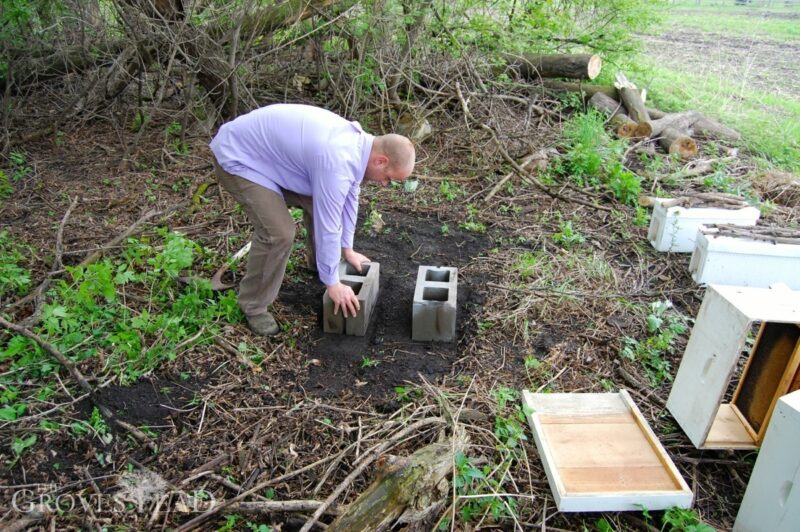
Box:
[734,390,800,532]
[522,390,692,512]
[648,199,759,252]
[689,227,800,289]
[667,285,800,450]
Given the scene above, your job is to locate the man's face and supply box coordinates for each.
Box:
[365,157,413,187]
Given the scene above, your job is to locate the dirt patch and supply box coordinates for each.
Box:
[641,29,800,99]
[77,378,202,428]
[281,210,491,400]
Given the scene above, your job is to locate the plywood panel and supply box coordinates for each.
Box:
[704,404,756,449]
[559,466,678,493]
[541,420,663,469]
[523,390,692,512]
[733,323,800,434]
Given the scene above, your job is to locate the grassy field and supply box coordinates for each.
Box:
[637,1,800,171]
[655,1,800,40]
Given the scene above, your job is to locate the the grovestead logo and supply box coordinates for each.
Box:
[11,470,216,515]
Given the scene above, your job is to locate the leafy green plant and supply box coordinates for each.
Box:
[621,301,688,385]
[0,231,31,297]
[552,220,585,247]
[438,180,464,202]
[361,356,379,368]
[10,434,37,465]
[661,506,714,532]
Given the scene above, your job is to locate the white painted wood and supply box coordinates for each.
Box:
[689,228,800,289]
[667,287,752,448]
[648,200,759,253]
[667,285,800,449]
[523,390,693,512]
[734,390,800,532]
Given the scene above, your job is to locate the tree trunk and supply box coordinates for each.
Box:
[650,111,702,137]
[659,127,698,160]
[328,431,468,531]
[509,53,602,80]
[618,86,650,124]
[540,80,631,100]
[693,116,741,141]
[648,108,741,141]
[588,92,638,138]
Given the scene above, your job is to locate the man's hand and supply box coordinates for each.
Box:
[327,282,361,318]
[343,248,370,273]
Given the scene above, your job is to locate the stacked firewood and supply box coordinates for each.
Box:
[506,54,741,161]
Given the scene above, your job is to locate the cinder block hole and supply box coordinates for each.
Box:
[345,263,371,276]
[342,280,363,295]
[425,269,450,282]
[423,287,449,301]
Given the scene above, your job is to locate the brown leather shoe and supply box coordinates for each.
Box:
[246,312,279,336]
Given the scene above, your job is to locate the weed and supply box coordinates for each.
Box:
[0,231,31,297]
[661,506,714,532]
[438,180,464,202]
[166,121,190,155]
[10,434,37,465]
[552,220,586,247]
[440,222,450,236]
[459,203,487,233]
[620,300,688,385]
[363,209,384,233]
[394,385,422,402]
[515,251,541,280]
[360,356,379,368]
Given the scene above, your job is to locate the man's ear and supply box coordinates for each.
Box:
[376,154,390,168]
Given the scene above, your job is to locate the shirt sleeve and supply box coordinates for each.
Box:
[310,169,352,286]
[340,182,361,250]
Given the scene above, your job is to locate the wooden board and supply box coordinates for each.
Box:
[703,404,757,449]
[523,390,692,512]
[732,322,800,440]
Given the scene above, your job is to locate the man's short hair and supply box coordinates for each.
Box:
[377,134,415,172]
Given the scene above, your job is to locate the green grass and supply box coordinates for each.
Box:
[639,61,800,171]
[660,1,800,41]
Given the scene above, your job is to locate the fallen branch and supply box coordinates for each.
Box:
[78,200,190,268]
[5,196,78,316]
[327,427,468,531]
[298,417,446,532]
[479,124,613,212]
[482,150,547,203]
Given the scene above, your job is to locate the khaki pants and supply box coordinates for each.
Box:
[213,159,315,318]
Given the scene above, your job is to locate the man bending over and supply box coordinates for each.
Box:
[210,104,416,336]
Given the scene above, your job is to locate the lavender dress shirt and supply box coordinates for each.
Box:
[209,104,375,287]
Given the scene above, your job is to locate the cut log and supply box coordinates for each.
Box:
[509,53,602,80]
[618,86,650,124]
[588,92,638,138]
[540,80,642,101]
[648,108,741,142]
[693,116,741,142]
[328,430,468,531]
[650,111,702,137]
[659,127,698,160]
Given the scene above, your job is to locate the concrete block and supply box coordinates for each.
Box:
[322,261,380,336]
[412,266,458,342]
[734,390,800,532]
